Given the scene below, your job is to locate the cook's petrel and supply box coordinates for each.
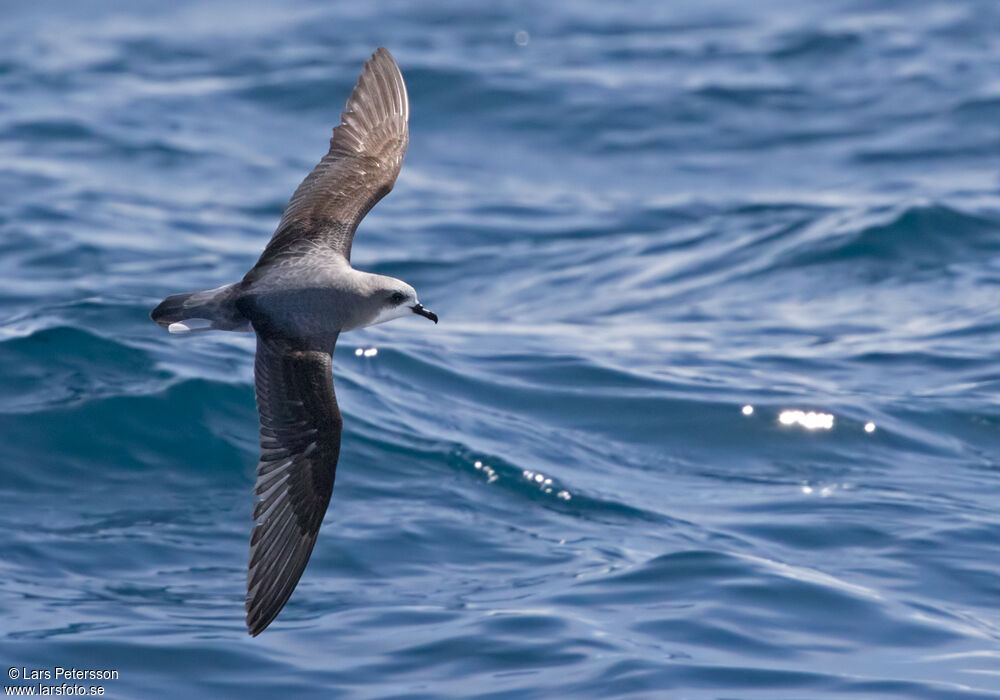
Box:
[151,48,436,636]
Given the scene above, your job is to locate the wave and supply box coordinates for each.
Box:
[768,203,1000,276]
[0,326,167,414]
[768,30,862,60]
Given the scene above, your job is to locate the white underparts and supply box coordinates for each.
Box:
[168,318,213,333]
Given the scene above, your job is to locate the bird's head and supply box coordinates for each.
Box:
[365,277,437,327]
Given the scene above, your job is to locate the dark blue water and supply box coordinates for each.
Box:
[2,1,999,697]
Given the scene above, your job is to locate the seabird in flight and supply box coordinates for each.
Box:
[151,48,436,635]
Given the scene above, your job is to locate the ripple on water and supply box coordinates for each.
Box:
[3,0,1000,697]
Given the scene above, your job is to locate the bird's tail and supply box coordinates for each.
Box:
[151,283,250,334]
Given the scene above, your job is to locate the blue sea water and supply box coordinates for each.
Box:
[1,0,999,697]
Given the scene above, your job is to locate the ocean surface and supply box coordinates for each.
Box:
[1,1,999,697]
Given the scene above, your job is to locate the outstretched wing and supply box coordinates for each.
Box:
[246,334,342,636]
[257,47,409,265]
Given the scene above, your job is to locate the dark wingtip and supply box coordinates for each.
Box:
[245,602,279,637]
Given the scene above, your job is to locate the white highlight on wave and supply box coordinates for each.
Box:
[801,482,850,497]
[474,460,498,483]
[744,404,877,435]
[523,469,571,500]
[779,410,834,430]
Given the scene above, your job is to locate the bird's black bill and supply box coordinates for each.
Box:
[411,304,438,324]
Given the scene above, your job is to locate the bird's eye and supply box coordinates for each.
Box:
[390,291,407,305]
